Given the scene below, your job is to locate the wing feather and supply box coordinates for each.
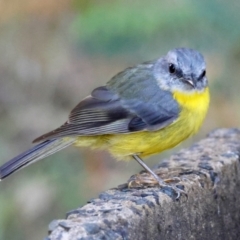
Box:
[33,63,180,143]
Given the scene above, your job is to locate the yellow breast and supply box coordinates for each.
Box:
[75,87,210,160]
[173,87,210,135]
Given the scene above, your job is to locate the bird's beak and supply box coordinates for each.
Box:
[180,75,196,88]
[185,79,195,88]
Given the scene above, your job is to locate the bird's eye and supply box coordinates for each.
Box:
[169,63,176,74]
[200,70,206,79]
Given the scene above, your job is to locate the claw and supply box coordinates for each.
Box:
[155,179,187,200]
[131,155,188,199]
[172,186,188,199]
[128,173,187,199]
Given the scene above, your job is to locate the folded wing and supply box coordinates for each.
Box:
[33,63,180,143]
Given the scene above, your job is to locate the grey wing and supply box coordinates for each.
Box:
[33,86,132,142]
[33,64,180,143]
[107,62,180,131]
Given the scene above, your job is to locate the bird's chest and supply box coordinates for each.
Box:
[173,88,210,135]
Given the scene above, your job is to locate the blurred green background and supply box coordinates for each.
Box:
[0,0,240,239]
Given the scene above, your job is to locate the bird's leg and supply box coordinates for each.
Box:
[132,154,166,186]
[132,154,186,199]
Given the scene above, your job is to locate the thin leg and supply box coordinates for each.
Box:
[132,154,166,186]
[132,154,186,199]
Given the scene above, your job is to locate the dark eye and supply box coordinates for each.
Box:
[200,70,206,79]
[169,63,176,74]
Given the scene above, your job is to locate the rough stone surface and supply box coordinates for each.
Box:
[47,128,240,240]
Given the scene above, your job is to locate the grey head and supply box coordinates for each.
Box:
[154,48,208,93]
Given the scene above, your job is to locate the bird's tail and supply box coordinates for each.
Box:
[0,138,76,180]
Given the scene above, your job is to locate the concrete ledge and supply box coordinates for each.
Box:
[46,128,240,240]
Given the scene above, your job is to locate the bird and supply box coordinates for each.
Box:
[0,48,210,197]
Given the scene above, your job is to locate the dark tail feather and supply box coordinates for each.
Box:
[0,138,76,180]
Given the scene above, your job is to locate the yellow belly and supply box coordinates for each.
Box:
[74,88,210,160]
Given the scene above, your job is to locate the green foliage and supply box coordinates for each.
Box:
[71,1,197,55]
[71,0,240,58]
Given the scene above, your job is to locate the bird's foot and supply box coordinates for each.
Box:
[128,172,187,199]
